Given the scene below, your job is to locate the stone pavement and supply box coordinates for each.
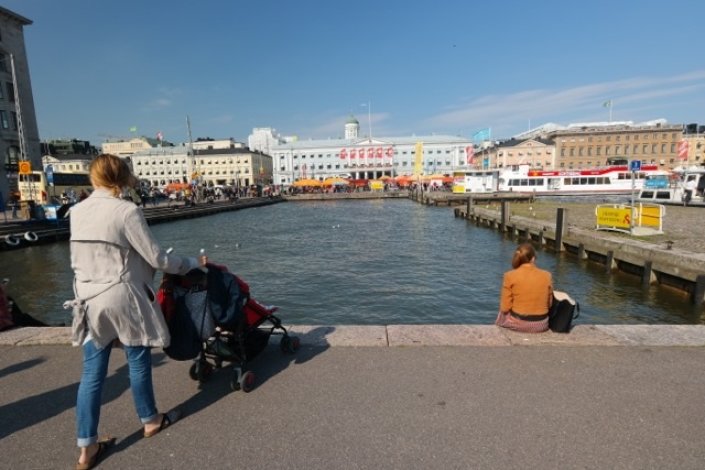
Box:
[506,200,705,253]
[2,325,705,469]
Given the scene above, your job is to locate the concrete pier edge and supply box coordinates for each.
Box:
[2,324,705,347]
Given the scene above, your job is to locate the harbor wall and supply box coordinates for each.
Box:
[452,203,705,304]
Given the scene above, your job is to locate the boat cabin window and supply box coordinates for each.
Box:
[508,178,545,187]
[656,191,671,199]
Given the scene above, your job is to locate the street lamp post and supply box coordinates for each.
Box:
[361,101,372,141]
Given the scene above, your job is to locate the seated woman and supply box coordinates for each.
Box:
[495,243,553,333]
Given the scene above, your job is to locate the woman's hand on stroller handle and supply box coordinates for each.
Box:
[197,248,208,273]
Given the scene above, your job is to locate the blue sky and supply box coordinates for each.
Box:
[5,0,705,146]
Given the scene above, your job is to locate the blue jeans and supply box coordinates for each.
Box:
[76,340,158,447]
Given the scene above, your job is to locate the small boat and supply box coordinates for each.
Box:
[638,166,705,206]
[453,163,669,197]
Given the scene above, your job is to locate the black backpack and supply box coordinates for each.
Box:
[549,290,580,333]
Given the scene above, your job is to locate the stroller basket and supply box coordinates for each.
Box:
[157,263,299,392]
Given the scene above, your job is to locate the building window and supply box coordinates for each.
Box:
[0,110,8,129]
[671,143,676,153]
[5,82,13,102]
[633,144,638,154]
[0,55,5,73]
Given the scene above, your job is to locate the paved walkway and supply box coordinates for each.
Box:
[506,200,705,253]
[2,325,705,469]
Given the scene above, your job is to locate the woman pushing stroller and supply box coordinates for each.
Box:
[66,154,206,469]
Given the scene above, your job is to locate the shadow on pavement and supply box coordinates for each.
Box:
[0,357,46,380]
[0,350,169,441]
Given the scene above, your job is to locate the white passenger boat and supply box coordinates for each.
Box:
[453,163,668,196]
[638,166,705,206]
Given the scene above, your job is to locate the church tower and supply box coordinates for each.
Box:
[345,115,359,140]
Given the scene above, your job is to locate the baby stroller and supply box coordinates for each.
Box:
[157,263,299,392]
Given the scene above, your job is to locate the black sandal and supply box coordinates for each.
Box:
[144,409,182,438]
[76,437,116,470]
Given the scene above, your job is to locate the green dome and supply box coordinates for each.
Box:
[346,115,359,125]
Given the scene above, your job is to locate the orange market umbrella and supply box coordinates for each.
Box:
[292,178,322,187]
[422,174,446,182]
[322,177,349,186]
[394,175,415,186]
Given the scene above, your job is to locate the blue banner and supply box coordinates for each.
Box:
[46,164,54,186]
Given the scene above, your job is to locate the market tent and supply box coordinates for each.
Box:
[164,182,190,192]
[394,175,416,186]
[322,177,349,186]
[349,178,369,188]
[292,178,323,187]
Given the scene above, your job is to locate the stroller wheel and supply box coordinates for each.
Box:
[190,361,213,383]
[280,335,300,354]
[239,370,256,393]
[230,370,255,393]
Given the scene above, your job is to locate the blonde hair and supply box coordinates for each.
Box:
[89,154,136,197]
[511,243,536,269]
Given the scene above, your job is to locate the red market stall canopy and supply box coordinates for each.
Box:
[164,182,190,193]
[394,175,416,186]
[349,179,369,188]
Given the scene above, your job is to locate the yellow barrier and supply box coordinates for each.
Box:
[595,203,664,234]
[596,206,632,231]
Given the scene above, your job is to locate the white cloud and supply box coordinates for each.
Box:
[424,70,705,136]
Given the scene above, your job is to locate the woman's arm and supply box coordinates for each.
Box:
[499,272,513,313]
[122,205,197,274]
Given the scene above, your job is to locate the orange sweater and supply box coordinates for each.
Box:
[499,263,553,316]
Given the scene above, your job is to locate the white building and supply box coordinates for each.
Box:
[192,138,246,151]
[248,128,284,155]
[42,154,91,173]
[101,137,160,157]
[130,143,273,188]
[258,116,475,185]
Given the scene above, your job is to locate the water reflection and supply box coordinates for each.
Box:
[1,199,702,325]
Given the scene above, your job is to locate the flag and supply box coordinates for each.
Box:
[129,126,137,132]
[472,128,491,141]
[678,140,689,160]
[157,131,163,141]
[603,100,612,108]
[413,142,424,176]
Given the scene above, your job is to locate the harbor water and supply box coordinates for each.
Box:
[2,199,703,325]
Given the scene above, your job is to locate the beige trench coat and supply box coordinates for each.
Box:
[69,188,197,349]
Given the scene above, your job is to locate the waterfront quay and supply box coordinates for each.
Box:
[0,196,283,251]
[450,197,705,304]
